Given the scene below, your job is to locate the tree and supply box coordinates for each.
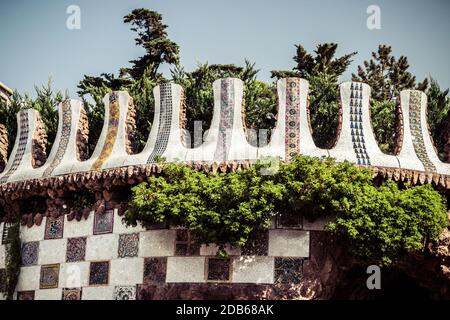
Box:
[353,45,449,156]
[272,43,357,148]
[353,45,427,103]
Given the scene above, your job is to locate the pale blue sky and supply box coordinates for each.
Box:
[0,0,449,97]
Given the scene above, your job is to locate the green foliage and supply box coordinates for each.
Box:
[125,162,284,249]
[3,221,21,300]
[369,100,396,153]
[125,156,448,266]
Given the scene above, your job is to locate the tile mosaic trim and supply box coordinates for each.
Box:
[43,100,72,177]
[0,269,5,292]
[274,257,304,285]
[349,82,371,165]
[66,237,86,262]
[62,288,82,300]
[21,241,39,266]
[89,261,110,286]
[285,79,301,161]
[44,215,64,239]
[40,264,60,289]
[113,285,136,300]
[118,233,139,258]
[1,222,16,244]
[143,257,167,284]
[175,229,200,256]
[148,84,173,163]
[91,92,120,171]
[214,78,235,162]
[409,91,436,172]
[17,291,35,300]
[207,258,231,282]
[0,110,29,184]
[93,209,114,235]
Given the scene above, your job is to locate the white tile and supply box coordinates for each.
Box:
[268,230,310,257]
[166,256,205,283]
[20,221,45,242]
[59,262,90,288]
[17,266,40,291]
[110,258,144,286]
[138,230,175,257]
[82,286,114,300]
[85,233,119,261]
[232,256,274,284]
[113,209,145,234]
[35,288,61,300]
[39,239,67,264]
[64,212,94,238]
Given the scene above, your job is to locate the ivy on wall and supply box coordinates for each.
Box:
[3,221,21,300]
[125,156,448,266]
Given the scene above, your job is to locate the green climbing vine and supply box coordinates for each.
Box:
[3,220,21,300]
[125,156,448,266]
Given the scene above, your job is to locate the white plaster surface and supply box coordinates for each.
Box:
[59,262,90,288]
[34,288,61,300]
[138,229,176,257]
[64,213,94,238]
[166,256,206,283]
[17,266,40,291]
[85,233,119,261]
[110,258,144,286]
[38,238,67,264]
[232,256,274,284]
[82,286,114,300]
[268,229,310,257]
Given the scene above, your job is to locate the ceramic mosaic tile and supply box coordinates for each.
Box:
[93,210,114,235]
[214,78,234,162]
[17,291,35,300]
[21,241,39,266]
[62,288,82,300]
[40,264,60,289]
[207,258,231,282]
[92,92,120,171]
[274,257,303,285]
[118,233,139,258]
[89,261,110,286]
[285,79,301,161]
[242,230,269,256]
[409,91,436,172]
[45,215,64,239]
[66,237,86,262]
[175,229,200,256]
[148,84,173,163]
[0,111,29,184]
[1,223,12,244]
[0,269,5,292]
[113,285,136,300]
[143,257,167,284]
[43,100,72,177]
[349,83,371,166]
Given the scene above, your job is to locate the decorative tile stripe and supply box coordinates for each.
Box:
[91,93,120,171]
[114,286,136,300]
[89,261,110,286]
[214,79,235,162]
[21,241,39,266]
[274,257,303,285]
[0,111,29,184]
[44,215,64,240]
[40,264,60,289]
[147,84,173,163]
[62,288,82,300]
[118,233,139,258]
[66,237,86,262]
[143,257,167,284]
[409,91,436,172]
[349,83,371,165]
[207,258,231,282]
[43,100,72,177]
[17,291,35,300]
[285,79,301,161]
[1,222,15,244]
[93,210,114,235]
